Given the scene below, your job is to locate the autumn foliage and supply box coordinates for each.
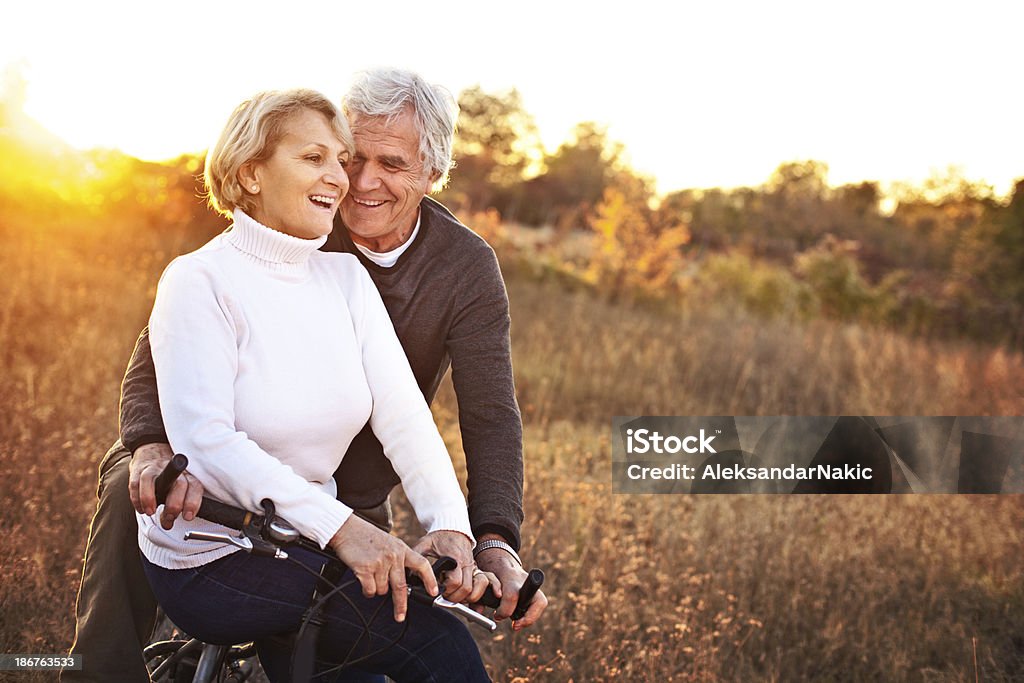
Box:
[586,188,690,300]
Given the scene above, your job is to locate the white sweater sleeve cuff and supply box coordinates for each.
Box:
[304,496,353,549]
[423,508,475,547]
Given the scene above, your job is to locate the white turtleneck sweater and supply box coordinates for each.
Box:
[137,209,473,569]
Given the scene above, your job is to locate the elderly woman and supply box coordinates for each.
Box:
[136,89,490,682]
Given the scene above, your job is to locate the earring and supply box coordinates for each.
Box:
[251,185,258,192]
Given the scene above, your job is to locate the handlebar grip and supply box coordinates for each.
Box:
[195,497,252,531]
[154,454,252,531]
[154,453,189,505]
[475,568,545,620]
[477,586,501,609]
[511,569,545,621]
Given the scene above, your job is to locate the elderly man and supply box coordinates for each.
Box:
[65,68,546,683]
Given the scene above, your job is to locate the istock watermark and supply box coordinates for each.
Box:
[625,428,718,454]
[611,416,1024,494]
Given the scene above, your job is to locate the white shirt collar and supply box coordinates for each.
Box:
[354,210,421,268]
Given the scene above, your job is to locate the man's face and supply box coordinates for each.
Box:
[339,108,436,252]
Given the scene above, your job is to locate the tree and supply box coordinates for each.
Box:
[952,179,1024,343]
[793,235,874,319]
[767,160,829,200]
[441,86,540,216]
[834,181,880,219]
[520,122,652,229]
[763,160,830,249]
[587,187,691,300]
[891,167,995,271]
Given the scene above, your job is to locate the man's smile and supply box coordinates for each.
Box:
[351,197,387,207]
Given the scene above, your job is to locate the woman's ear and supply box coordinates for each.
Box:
[238,160,260,194]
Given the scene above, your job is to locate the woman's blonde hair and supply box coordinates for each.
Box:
[204,89,354,218]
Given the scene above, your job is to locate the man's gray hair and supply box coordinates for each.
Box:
[342,68,458,192]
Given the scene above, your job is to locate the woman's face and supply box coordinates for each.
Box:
[246,109,350,239]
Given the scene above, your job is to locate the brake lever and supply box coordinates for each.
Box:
[429,596,497,631]
[184,530,289,559]
[407,556,497,631]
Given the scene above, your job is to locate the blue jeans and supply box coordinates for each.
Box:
[141,547,489,682]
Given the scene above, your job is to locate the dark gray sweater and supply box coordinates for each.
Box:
[120,197,524,548]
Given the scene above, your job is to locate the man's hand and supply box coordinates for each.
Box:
[474,536,549,631]
[411,530,489,604]
[329,515,437,623]
[128,442,203,529]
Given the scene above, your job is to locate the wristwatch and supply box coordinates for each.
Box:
[473,539,522,567]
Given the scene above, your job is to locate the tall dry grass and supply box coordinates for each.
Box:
[1,214,1022,681]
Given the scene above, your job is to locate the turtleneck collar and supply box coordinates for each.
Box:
[225,209,328,275]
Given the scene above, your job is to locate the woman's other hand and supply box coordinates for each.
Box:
[328,515,437,622]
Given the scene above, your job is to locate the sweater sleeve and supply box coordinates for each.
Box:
[149,257,352,548]
[448,243,524,549]
[119,327,170,454]
[348,263,474,542]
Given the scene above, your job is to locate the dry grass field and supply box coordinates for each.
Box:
[1,214,1022,681]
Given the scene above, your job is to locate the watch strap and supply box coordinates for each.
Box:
[473,538,522,567]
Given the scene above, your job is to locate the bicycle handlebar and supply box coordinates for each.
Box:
[154,453,254,531]
[154,453,544,622]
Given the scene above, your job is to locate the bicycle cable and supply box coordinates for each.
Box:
[284,555,412,678]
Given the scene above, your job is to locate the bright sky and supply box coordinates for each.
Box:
[2,0,1022,196]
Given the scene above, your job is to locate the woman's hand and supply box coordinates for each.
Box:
[328,515,438,622]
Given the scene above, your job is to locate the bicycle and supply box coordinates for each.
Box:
[143,454,544,683]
